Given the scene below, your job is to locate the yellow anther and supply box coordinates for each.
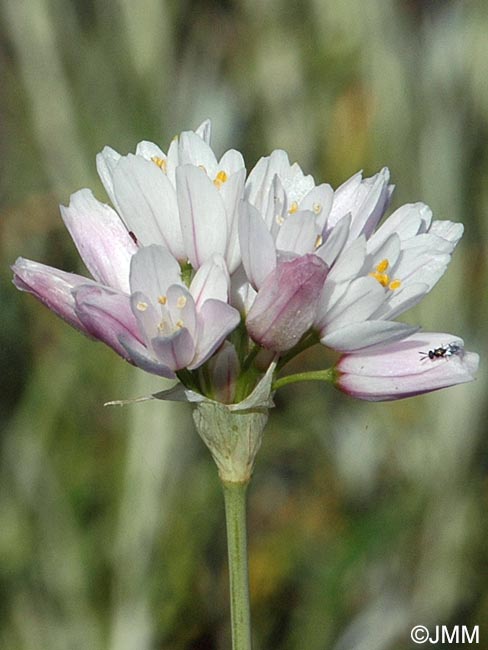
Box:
[213,170,228,188]
[369,271,390,287]
[175,319,184,329]
[158,320,168,333]
[376,259,389,273]
[369,258,401,289]
[275,214,285,226]
[313,203,322,214]
[136,301,148,312]
[176,295,187,309]
[288,201,299,214]
[158,295,167,305]
[151,156,167,172]
[314,234,323,249]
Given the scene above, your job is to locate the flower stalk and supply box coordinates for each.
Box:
[272,367,337,391]
[222,480,252,650]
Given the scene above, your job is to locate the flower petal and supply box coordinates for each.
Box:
[118,335,176,378]
[12,258,95,334]
[247,254,328,351]
[367,203,433,253]
[327,236,367,283]
[299,183,334,231]
[60,189,137,293]
[190,255,229,308]
[336,333,479,401]
[315,213,351,267]
[429,220,463,247]
[219,149,246,174]
[275,211,321,255]
[112,154,185,257]
[317,276,386,333]
[238,200,277,290]
[130,291,161,345]
[166,284,197,338]
[152,327,196,370]
[329,168,391,240]
[245,150,291,216]
[322,320,418,352]
[372,282,429,320]
[73,285,142,359]
[195,119,212,144]
[135,140,166,160]
[221,168,246,273]
[129,245,182,299]
[205,342,240,404]
[96,146,121,207]
[190,300,241,368]
[178,129,217,174]
[176,165,228,268]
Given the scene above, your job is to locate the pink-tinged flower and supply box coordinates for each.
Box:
[12,185,240,379]
[237,157,396,352]
[96,120,246,272]
[202,342,240,404]
[245,255,328,351]
[239,149,463,355]
[335,333,479,401]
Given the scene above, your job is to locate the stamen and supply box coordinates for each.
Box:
[158,295,167,305]
[314,234,323,249]
[176,295,187,309]
[213,170,228,188]
[136,301,148,311]
[199,164,207,174]
[369,271,390,287]
[288,201,299,214]
[175,319,184,329]
[313,203,322,214]
[275,214,285,226]
[151,156,167,172]
[369,259,402,291]
[376,259,389,273]
[158,320,168,333]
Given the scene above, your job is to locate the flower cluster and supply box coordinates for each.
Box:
[13,120,478,404]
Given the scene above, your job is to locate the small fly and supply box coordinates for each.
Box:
[419,342,464,361]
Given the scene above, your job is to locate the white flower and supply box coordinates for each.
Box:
[315,202,463,351]
[238,150,462,353]
[96,120,246,272]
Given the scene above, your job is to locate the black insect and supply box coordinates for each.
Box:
[419,342,463,361]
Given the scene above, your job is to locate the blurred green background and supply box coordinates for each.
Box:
[1,1,487,648]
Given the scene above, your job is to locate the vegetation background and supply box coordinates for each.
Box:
[1,1,487,648]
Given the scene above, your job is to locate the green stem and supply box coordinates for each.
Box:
[272,367,337,391]
[222,481,252,650]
